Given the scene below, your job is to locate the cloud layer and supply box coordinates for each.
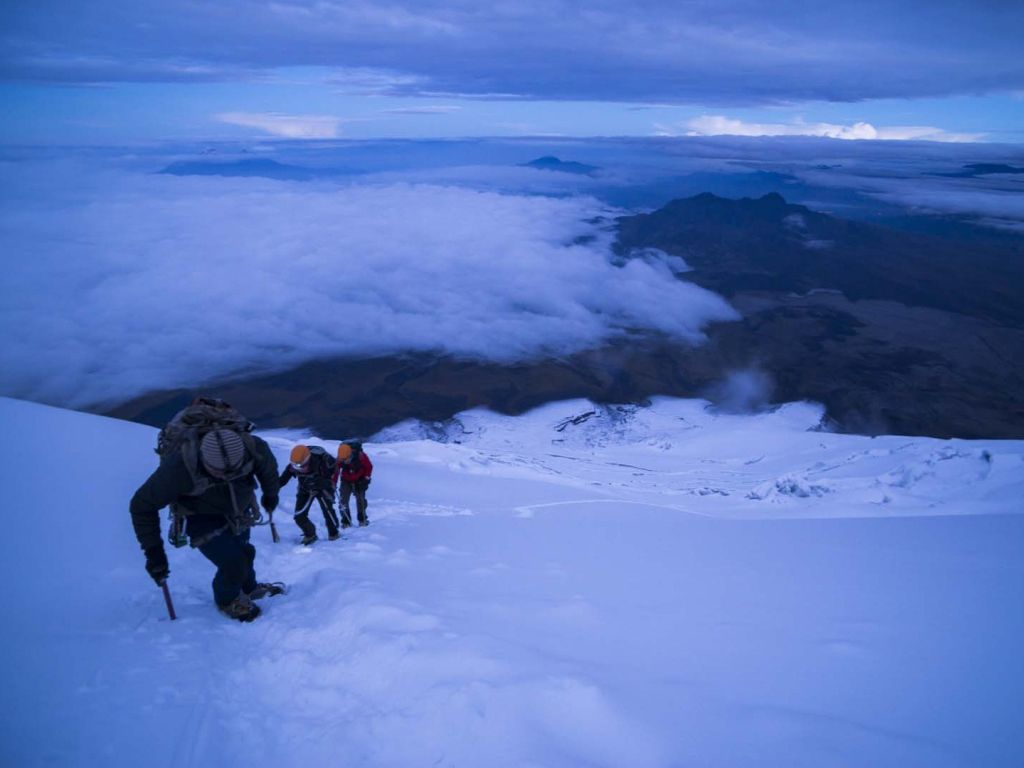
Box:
[0,155,737,407]
[677,116,981,143]
[216,112,346,139]
[2,1,1022,104]
[4,137,1022,409]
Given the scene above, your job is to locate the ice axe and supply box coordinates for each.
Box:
[158,579,177,621]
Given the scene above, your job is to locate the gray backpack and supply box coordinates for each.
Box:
[156,397,254,460]
[157,397,259,544]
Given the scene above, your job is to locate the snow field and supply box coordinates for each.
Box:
[1,396,1023,767]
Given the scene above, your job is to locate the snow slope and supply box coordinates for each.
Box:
[1,396,1022,767]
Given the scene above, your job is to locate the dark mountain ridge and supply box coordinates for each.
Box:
[935,163,1024,177]
[520,156,600,175]
[615,192,1024,438]
[159,158,337,181]
[616,192,1024,326]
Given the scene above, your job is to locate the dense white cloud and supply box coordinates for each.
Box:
[0,156,737,407]
[216,112,345,138]
[676,115,981,143]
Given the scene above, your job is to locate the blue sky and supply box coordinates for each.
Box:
[1,1,1023,144]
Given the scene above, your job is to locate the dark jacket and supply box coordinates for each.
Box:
[279,448,335,492]
[130,435,280,550]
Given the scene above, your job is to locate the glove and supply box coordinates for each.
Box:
[261,494,278,513]
[144,545,170,585]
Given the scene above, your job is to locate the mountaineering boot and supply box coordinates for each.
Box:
[325,510,341,541]
[248,582,287,599]
[295,512,317,545]
[300,532,318,546]
[220,593,261,622]
[358,517,369,527]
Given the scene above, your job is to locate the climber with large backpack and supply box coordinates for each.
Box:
[129,397,284,622]
[333,441,373,528]
[279,444,341,545]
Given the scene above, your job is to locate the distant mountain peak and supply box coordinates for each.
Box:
[933,163,1024,178]
[658,191,811,223]
[616,189,1024,324]
[158,157,321,181]
[520,156,600,175]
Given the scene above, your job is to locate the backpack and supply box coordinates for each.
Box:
[156,396,255,461]
[157,397,260,545]
[307,445,334,479]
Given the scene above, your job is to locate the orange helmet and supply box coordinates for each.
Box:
[289,444,311,469]
[336,443,353,461]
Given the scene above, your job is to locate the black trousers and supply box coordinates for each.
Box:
[339,481,369,526]
[195,527,257,607]
[294,487,339,537]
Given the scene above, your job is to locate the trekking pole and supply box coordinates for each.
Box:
[159,579,177,621]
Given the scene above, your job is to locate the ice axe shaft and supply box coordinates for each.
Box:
[270,511,280,543]
[159,579,177,620]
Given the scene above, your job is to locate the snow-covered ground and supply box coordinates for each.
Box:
[1,395,1022,767]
